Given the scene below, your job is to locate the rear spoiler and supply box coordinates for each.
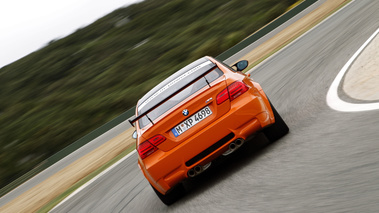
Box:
[128,61,217,127]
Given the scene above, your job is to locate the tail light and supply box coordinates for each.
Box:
[137,135,166,159]
[217,81,249,105]
[216,89,229,105]
[137,141,157,159]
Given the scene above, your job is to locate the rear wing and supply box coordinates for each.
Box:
[128,60,217,127]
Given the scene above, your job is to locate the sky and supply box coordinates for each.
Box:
[0,0,143,68]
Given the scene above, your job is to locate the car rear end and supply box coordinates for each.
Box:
[130,56,275,195]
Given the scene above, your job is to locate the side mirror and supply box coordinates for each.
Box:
[132,130,137,139]
[233,60,249,71]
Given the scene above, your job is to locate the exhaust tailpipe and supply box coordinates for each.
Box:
[229,142,237,150]
[235,138,244,147]
[187,162,212,178]
[194,165,203,174]
[188,168,196,178]
[223,138,245,156]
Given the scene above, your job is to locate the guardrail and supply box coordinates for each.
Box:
[217,0,317,61]
[0,0,318,198]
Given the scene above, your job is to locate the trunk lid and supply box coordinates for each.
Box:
[141,71,230,152]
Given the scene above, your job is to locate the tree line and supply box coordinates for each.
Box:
[0,0,297,189]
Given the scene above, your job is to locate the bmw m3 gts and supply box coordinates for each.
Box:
[129,56,288,205]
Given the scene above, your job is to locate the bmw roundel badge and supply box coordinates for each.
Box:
[182,109,189,116]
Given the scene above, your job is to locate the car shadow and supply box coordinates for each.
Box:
[178,133,280,203]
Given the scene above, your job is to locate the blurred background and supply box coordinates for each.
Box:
[0,0,298,190]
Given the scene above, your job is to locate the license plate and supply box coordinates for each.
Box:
[171,106,212,137]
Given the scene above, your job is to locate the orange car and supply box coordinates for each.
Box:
[129,56,288,205]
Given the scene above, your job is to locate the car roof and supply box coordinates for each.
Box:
[137,57,216,115]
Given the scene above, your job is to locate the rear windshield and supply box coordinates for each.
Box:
[138,68,223,128]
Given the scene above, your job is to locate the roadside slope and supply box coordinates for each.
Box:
[0,128,135,213]
[236,0,350,65]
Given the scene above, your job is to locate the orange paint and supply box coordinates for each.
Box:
[133,56,275,195]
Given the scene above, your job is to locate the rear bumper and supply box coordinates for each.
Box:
[139,91,274,194]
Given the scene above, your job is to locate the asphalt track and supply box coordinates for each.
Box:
[50,1,379,212]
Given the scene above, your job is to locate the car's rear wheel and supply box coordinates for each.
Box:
[151,183,185,205]
[263,100,289,142]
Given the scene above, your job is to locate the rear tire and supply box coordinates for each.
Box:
[262,100,289,142]
[151,183,185,205]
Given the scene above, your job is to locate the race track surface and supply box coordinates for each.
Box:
[52,1,379,212]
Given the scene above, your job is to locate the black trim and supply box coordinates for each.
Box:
[129,62,217,126]
[185,132,235,167]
